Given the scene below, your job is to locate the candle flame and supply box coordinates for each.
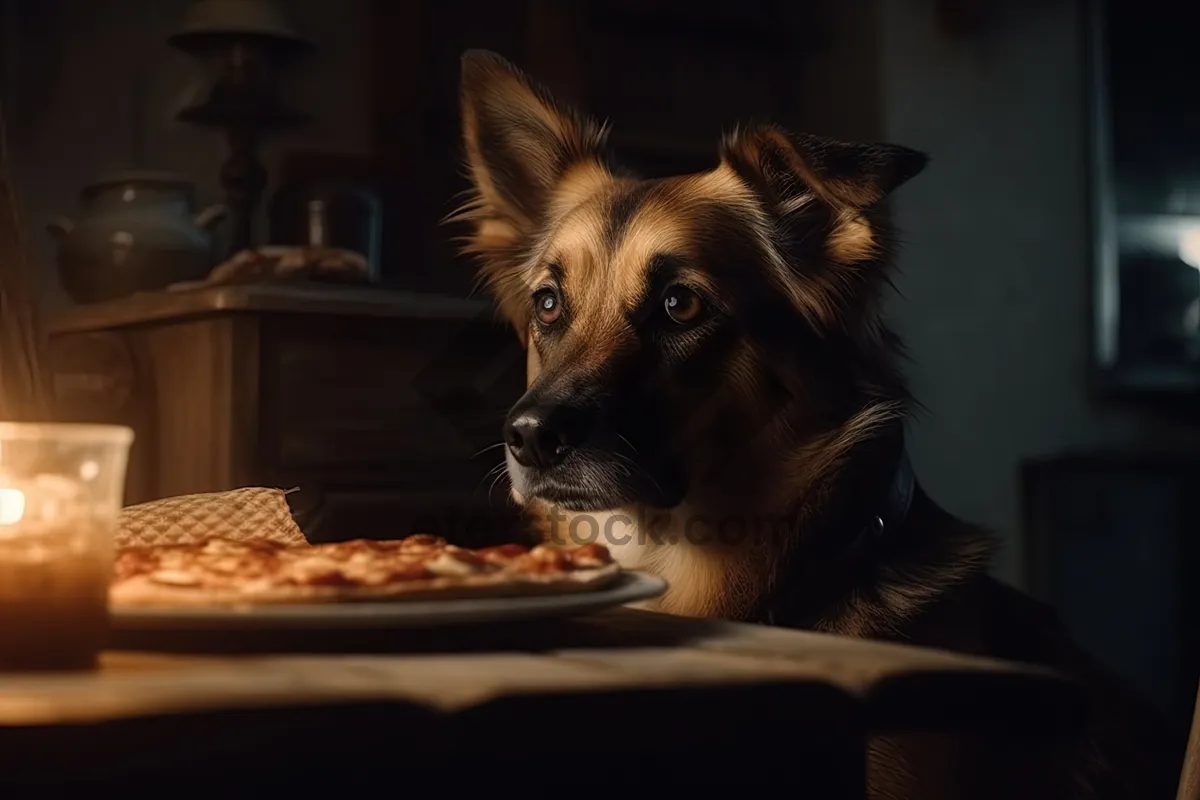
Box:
[0,488,26,525]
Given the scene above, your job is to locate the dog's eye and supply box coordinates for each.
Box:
[663,286,704,325]
[533,288,562,325]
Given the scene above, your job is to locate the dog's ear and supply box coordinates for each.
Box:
[458,49,608,227]
[720,125,928,330]
[720,124,928,213]
[454,50,610,339]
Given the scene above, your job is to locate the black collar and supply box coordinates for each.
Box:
[757,443,917,627]
[839,447,916,562]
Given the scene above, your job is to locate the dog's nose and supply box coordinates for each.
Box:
[503,405,589,469]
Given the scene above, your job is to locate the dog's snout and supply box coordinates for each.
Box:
[504,415,558,469]
[504,403,591,470]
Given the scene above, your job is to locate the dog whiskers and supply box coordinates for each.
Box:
[475,459,509,501]
[610,449,666,498]
[487,470,510,503]
[473,442,507,459]
[486,464,512,503]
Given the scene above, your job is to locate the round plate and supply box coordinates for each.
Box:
[110,571,667,631]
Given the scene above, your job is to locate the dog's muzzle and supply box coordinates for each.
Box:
[503,399,592,470]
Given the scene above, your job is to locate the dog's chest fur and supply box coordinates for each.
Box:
[534,504,765,619]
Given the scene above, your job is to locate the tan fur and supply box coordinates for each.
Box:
[525,328,541,387]
[828,208,878,265]
[550,162,613,218]
[609,209,689,296]
[520,499,770,620]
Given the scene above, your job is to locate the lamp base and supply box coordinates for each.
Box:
[218,127,269,257]
[177,97,308,130]
[178,92,307,257]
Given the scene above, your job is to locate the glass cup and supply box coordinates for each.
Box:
[0,422,133,671]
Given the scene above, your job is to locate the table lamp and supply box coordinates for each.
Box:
[169,0,314,257]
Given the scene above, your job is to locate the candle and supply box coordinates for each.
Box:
[0,487,26,525]
[0,423,133,671]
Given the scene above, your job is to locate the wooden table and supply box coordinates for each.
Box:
[0,608,1086,797]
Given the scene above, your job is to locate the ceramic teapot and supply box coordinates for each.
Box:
[48,171,226,304]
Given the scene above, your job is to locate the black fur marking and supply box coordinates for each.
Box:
[603,182,658,254]
[626,253,690,324]
[721,125,929,211]
[789,132,930,201]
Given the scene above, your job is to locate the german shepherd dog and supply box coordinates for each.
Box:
[452,50,1180,799]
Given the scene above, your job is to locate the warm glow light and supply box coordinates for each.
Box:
[79,460,99,481]
[1178,228,1200,270]
[0,489,26,525]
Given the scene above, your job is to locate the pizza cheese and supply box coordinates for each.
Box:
[109,534,620,607]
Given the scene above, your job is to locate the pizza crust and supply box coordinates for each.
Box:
[109,562,622,608]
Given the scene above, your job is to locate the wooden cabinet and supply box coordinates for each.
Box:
[45,284,528,547]
[1022,452,1200,736]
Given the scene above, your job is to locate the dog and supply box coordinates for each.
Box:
[449,49,1181,799]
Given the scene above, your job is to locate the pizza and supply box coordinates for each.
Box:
[109,534,621,607]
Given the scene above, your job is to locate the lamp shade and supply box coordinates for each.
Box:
[168,0,314,59]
